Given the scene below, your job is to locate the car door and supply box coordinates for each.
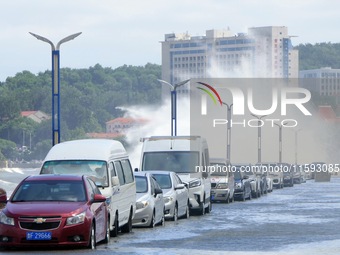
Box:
[151,177,163,223]
[174,173,186,216]
[86,178,106,241]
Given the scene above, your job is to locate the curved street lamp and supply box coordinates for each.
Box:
[222,102,233,163]
[294,128,303,165]
[251,114,267,163]
[158,79,190,136]
[30,32,82,146]
[274,122,288,163]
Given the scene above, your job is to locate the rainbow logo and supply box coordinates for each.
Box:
[196,82,223,106]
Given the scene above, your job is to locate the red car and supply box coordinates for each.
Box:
[0,174,109,249]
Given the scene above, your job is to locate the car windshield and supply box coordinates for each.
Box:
[152,174,172,189]
[135,176,148,193]
[142,151,199,173]
[209,163,226,176]
[234,171,242,179]
[41,160,109,187]
[12,180,86,202]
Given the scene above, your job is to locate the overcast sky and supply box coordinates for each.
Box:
[1,0,339,82]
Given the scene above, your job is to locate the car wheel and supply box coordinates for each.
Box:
[149,210,156,228]
[110,214,118,237]
[200,201,205,215]
[172,204,178,221]
[183,202,190,219]
[88,223,96,250]
[205,201,212,214]
[121,210,132,233]
[104,218,110,243]
[241,191,246,201]
[253,190,257,199]
[160,209,165,226]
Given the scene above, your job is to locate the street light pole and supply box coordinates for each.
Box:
[222,102,233,163]
[158,79,190,136]
[294,129,302,165]
[251,114,267,163]
[30,32,81,146]
[274,122,287,163]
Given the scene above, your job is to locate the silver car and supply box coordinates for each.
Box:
[210,159,235,203]
[147,171,190,221]
[133,172,165,228]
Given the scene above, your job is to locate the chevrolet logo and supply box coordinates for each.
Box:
[33,218,46,224]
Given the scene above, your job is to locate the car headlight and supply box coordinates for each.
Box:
[235,182,242,188]
[66,211,86,225]
[136,201,149,209]
[189,179,201,188]
[216,183,228,189]
[164,196,173,204]
[0,211,14,226]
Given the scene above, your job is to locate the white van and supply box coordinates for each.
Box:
[40,139,136,237]
[139,136,212,215]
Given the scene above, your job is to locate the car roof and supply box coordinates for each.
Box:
[134,171,149,177]
[24,174,84,182]
[143,170,172,176]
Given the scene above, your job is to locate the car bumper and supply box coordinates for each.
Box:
[164,200,176,219]
[132,205,153,227]
[0,221,91,247]
[211,188,230,201]
[188,186,205,210]
[234,188,244,197]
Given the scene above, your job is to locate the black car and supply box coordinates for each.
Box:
[233,167,252,201]
[280,163,294,187]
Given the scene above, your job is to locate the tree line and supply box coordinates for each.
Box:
[0,63,161,161]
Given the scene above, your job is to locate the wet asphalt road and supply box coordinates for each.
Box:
[1,169,340,255]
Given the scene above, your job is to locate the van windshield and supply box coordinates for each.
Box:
[142,151,199,173]
[210,163,227,176]
[41,160,109,187]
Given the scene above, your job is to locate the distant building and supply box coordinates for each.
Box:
[106,117,148,134]
[161,26,299,96]
[21,111,50,123]
[299,67,340,96]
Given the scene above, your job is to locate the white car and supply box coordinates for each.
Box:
[266,176,273,193]
[133,172,165,228]
[146,171,190,221]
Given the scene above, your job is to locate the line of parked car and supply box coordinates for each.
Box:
[209,161,310,205]
[0,137,313,250]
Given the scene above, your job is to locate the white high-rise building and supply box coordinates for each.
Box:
[161,26,299,94]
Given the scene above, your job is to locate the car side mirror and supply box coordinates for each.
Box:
[154,187,163,196]
[175,184,185,190]
[92,194,107,203]
[111,176,120,187]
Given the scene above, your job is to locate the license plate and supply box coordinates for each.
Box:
[26,231,52,240]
